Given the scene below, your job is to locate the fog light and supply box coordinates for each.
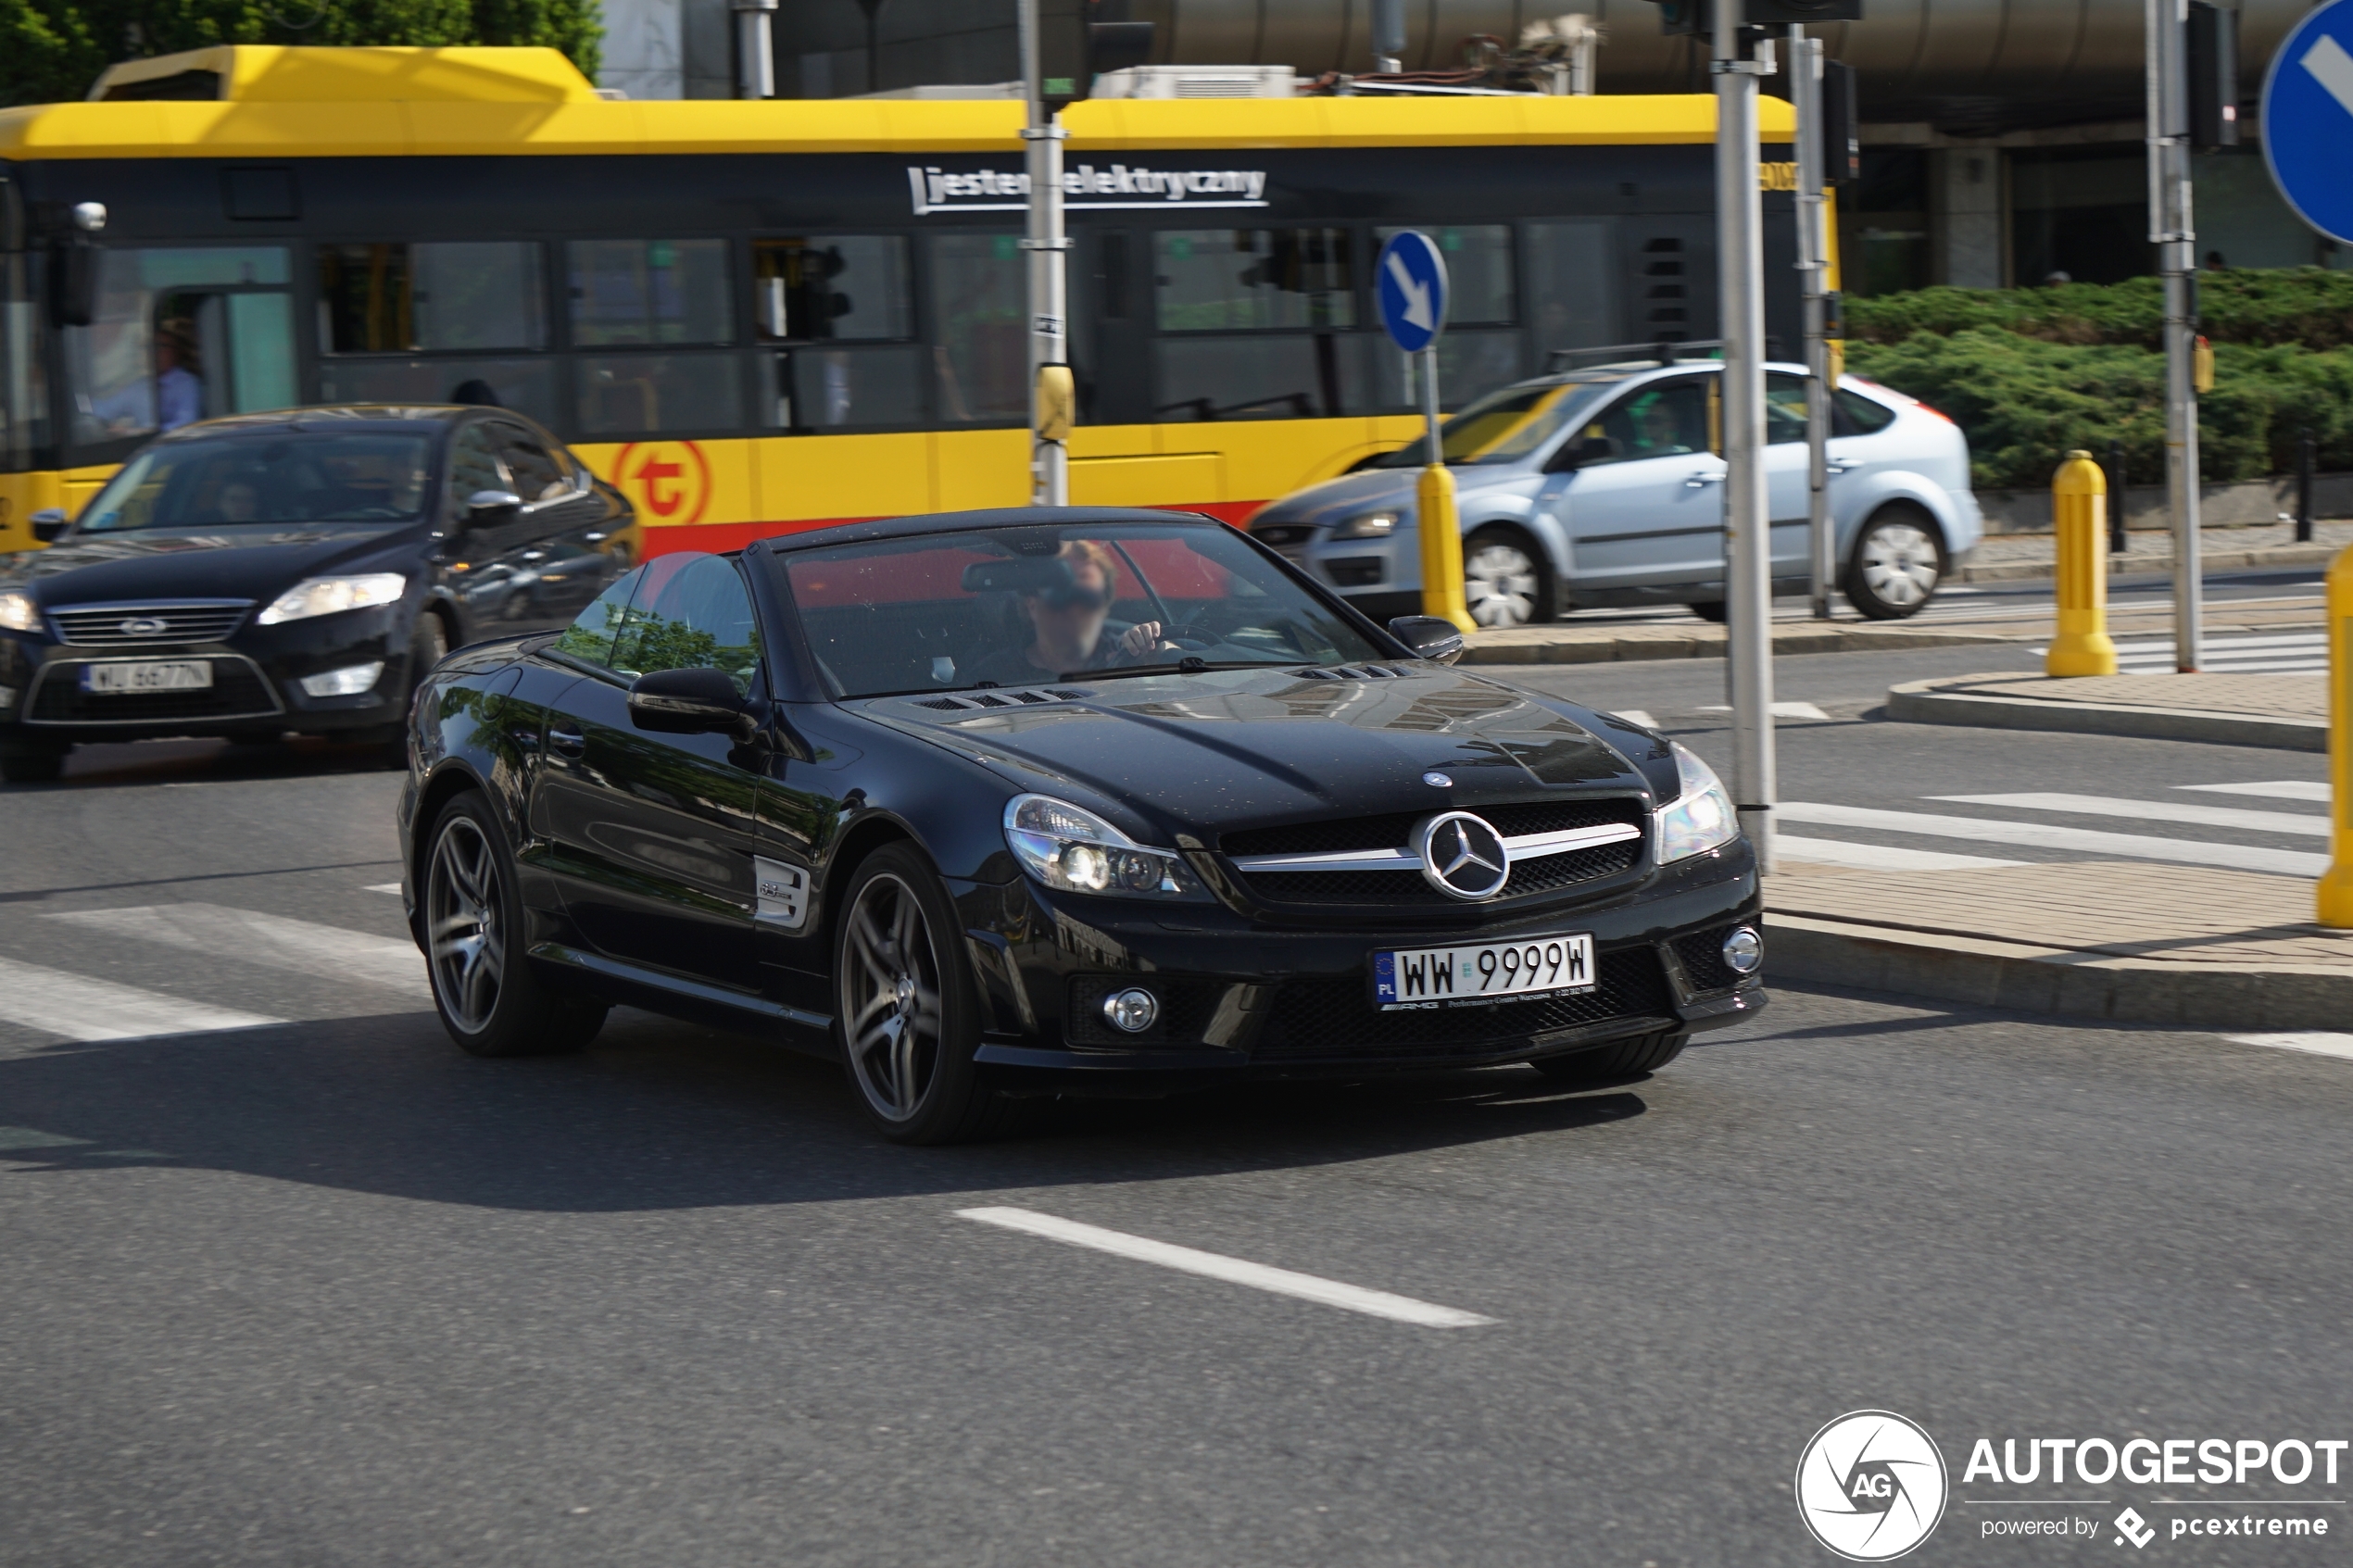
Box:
[1721,926,1763,975]
[1102,987,1159,1033]
[300,660,384,697]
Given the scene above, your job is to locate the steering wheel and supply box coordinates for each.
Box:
[1157,624,1216,651]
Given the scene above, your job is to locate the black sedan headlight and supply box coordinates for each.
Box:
[1003,794,1208,900]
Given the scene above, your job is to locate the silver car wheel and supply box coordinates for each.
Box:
[1856,519,1941,608]
[427,815,504,1035]
[1464,539,1541,628]
[839,872,943,1123]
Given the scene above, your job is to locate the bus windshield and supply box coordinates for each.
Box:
[75,434,434,532]
[1365,378,1619,469]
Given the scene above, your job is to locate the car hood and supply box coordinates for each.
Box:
[861,663,1668,844]
[1249,465,1524,529]
[0,525,422,604]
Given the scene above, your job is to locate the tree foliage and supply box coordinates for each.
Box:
[0,0,600,108]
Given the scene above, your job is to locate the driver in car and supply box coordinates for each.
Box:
[967,540,1174,684]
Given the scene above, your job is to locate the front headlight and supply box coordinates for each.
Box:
[0,591,38,633]
[1004,794,1205,899]
[1331,509,1400,539]
[1655,742,1740,862]
[258,573,409,625]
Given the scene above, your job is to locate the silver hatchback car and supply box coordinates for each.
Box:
[1247,358,1982,626]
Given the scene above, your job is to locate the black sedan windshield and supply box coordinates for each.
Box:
[781,523,1386,697]
[77,434,434,532]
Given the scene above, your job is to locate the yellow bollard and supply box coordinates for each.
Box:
[2046,449,2119,677]
[2321,543,2353,928]
[1417,463,1475,633]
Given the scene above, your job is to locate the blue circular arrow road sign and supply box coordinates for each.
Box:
[2263,0,2353,245]
[1376,231,1450,355]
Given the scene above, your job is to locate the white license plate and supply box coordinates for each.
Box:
[1373,932,1596,1010]
[81,660,214,694]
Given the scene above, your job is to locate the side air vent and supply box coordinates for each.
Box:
[1290,664,1406,682]
[910,686,1093,712]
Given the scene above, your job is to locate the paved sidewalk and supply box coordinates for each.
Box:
[1890,670,2330,750]
[1959,519,2353,583]
[1765,859,2353,1029]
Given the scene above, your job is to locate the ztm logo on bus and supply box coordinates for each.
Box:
[613,441,712,526]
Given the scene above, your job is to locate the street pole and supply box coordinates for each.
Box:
[2148,0,2202,671]
[731,0,776,98]
[1792,26,1834,621]
[1718,0,1775,872]
[1019,0,1069,505]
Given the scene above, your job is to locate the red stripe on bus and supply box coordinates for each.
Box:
[636,500,1265,558]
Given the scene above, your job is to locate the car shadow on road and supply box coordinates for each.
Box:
[0,1008,1655,1213]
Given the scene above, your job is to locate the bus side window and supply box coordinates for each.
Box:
[66,246,292,450]
[755,236,923,433]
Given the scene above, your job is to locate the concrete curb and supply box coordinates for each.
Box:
[1956,540,2343,584]
[1885,673,2329,752]
[1765,911,2353,1031]
[1461,624,2019,666]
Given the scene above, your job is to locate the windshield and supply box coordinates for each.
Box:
[781,523,1388,698]
[1365,379,1617,469]
[75,434,434,532]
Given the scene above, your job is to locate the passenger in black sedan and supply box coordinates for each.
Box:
[964,539,1171,685]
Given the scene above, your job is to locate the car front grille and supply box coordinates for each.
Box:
[1223,798,1648,908]
[25,658,283,725]
[47,601,254,646]
[1253,946,1674,1062]
[1251,522,1315,560]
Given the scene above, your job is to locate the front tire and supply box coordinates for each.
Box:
[0,741,67,784]
[423,791,606,1057]
[1843,506,1946,620]
[833,842,1017,1145]
[1530,1030,1688,1084]
[1462,526,1552,628]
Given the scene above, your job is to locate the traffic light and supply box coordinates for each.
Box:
[2187,0,2239,151]
[1644,0,1861,36]
[1820,57,1858,185]
[1038,0,1156,110]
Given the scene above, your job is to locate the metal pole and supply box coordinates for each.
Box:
[2107,437,2128,553]
[1718,0,1775,872]
[2297,426,2315,545]
[1019,0,1068,505]
[1793,28,1834,621]
[732,0,776,99]
[1372,0,1405,74]
[2149,0,2202,671]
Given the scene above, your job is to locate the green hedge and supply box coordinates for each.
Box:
[1842,270,2353,490]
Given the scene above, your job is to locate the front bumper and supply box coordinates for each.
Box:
[951,841,1764,1085]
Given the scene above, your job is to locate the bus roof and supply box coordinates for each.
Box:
[2,45,1793,161]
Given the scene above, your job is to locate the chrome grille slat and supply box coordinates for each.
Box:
[48,599,255,646]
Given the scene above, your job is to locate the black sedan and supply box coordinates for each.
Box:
[397,507,1765,1144]
[0,405,635,782]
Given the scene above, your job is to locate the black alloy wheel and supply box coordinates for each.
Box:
[1530,1029,1688,1083]
[832,842,1016,1144]
[423,791,606,1057]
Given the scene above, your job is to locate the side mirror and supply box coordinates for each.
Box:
[1388,614,1466,666]
[463,490,522,526]
[628,666,749,735]
[29,508,69,544]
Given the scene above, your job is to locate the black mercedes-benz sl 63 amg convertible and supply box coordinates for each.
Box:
[397,506,1764,1143]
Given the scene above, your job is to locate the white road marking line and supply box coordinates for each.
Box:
[955,1206,1497,1328]
[1696,701,1832,721]
[1776,802,2331,878]
[0,1127,91,1150]
[364,883,404,895]
[1611,709,1660,730]
[0,955,283,1042]
[2226,1032,2353,1062]
[2179,781,2332,803]
[2111,633,2325,652]
[45,903,424,992]
[2304,31,2353,120]
[1773,834,2028,872]
[1931,792,2332,837]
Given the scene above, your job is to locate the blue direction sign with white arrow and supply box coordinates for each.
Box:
[2263,0,2353,245]
[1377,231,1449,355]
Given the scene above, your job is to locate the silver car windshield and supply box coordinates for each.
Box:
[1365,379,1619,469]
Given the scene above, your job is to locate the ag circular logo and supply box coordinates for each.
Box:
[1416,810,1509,900]
[1794,1411,1948,1562]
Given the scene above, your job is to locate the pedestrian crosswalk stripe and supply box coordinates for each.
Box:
[1611,709,1659,730]
[0,955,283,1042]
[2225,1032,2353,1062]
[1776,802,2332,877]
[1931,792,2332,838]
[2179,781,2332,803]
[1697,701,1832,721]
[1774,835,2027,872]
[45,903,424,993]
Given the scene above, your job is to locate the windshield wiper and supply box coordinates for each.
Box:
[1058,658,1270,682]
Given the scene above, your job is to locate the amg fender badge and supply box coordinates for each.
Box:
[754,857,809,931]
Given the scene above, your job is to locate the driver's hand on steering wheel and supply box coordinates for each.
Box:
[1114,621,1167,659]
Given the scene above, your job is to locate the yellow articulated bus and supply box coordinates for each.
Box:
[0,44,1797,558]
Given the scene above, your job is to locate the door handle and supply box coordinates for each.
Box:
[1825,462,1854,474]
[547,726,585,757]
[1684,471,1723,488]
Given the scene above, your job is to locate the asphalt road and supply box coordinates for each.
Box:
[2,661,2347,1568]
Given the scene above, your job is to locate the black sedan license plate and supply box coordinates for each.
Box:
[1373,933,1596,1010]
[81,660,213,694]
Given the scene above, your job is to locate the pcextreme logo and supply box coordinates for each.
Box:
[1796,1411,1951,1562]
[611,441,712,527]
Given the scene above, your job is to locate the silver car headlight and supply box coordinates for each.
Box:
[1331,509,1400,539]
[1655,742,1740,862]
[258,573,409,625]
[0,591,39,633]
[1004,794,1205,899]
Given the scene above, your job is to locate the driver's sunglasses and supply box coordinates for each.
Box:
[1038,583,1114,611]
